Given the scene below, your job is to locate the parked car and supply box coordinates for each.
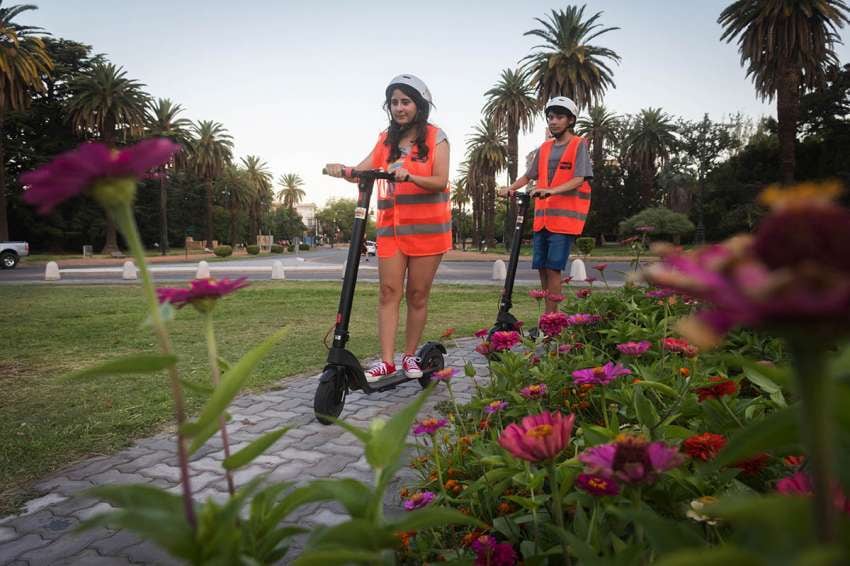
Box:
[0,241,29,269]
[365,240,377,256]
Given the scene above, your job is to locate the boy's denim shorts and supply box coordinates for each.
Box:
[532,229,575,271]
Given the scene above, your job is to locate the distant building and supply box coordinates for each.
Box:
[296,202,318,245]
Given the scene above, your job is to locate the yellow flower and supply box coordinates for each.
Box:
[758,181,843,211]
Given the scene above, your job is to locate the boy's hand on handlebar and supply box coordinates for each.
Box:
[325,163,346,178]
[497,186,515,198]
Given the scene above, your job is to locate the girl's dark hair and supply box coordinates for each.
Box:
[383,83,430,163]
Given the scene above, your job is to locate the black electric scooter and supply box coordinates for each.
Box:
[313,168,446,425]
[488,186,544,339]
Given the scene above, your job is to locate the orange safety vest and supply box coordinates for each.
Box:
[370,124,451,256]
[532,135,591,235]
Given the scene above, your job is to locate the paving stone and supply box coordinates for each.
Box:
[19,528,110,564]
[0,534,51,562]
[65,457,116,481]
[86,470,153,487]
[0,526,16,544]
[121,540,181,565]
[116,451,175,473]
[21,493,67,516]
[4,509,58,537]
[72,502,115,522]
[32,477,94,496]
[89,529,143,556]
[137,463,183,483]
[55,548,134,565]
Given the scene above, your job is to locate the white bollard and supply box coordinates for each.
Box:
[341,260,347,280]
[45,261,61,281]
[296,256,305,262]
[271,260,285,280]
[492,259,507,281]
[196,260,210,279]
[122,261,137,280]
[569,258,587,282]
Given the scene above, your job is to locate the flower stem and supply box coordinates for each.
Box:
[112,203,195,528]
[432,437,449,501]
[446,382,468,436]
[204,313,236,497]
[790,339,836,543]
[546,462,572,566]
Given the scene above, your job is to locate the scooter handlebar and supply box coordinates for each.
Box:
[322,167,395,181]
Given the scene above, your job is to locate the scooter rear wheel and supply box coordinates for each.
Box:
[418,347,444,389]
[314,367,347,425]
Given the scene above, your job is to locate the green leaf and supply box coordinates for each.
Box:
[223,426,291,470]
[182,327,288,437]
[67,354,177,380]
[292,548,382,566]
[654,546,764,566]
[180,379,214,396]
[634,386,660,428]
[365,385,434,471]
[305,519,396,551]
[610,506,705,554]
[297,479,374,519]
[187,412,231,456]
[712,406,799,469]
[217,356,232,373]
[464,361,476,377]
[582,424,615,446]
[388,506,484,532]
[634,380,678,398]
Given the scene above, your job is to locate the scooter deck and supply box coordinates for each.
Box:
[362,370,421,393]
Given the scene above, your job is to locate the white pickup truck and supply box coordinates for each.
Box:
[1,241,29,269]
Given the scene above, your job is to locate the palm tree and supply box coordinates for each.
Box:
[522,5,620,107]
[67,62,149,253]
[277,173,306,210]
[145,98,191,254]
[624,108,677,205]
[576,104,619,186]
[466,119,508,248]
[719,0,850,184]
[241,155,273,240]
[0,1,52,241]
[191,120,233,247]
[451,166,471,250]
[222,165,252,247]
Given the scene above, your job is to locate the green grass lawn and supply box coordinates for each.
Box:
[0,281,540,514]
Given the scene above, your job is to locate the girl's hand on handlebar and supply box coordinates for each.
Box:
[531,187,551,198]
[393,167,411,182]
[325,163,346,178]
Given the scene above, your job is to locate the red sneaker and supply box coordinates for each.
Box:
[402,354,423,378]
[365,360,396,382]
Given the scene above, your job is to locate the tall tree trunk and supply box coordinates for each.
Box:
[100,124,120,254]
[484,176,496,247]
[205,178,214,248]
[0,109,8,242]
[776,62,800,185]
[503,118,519,250]
[228,200,238,247]
[159,169,169,255]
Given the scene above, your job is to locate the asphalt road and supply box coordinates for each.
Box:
[1,248,640,286]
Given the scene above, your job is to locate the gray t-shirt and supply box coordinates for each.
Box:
[525,138,593,185]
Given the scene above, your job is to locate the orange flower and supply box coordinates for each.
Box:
[447,467,463,479]
[679,367,690,377]
[445,479,464,495]
[497,502,515,515]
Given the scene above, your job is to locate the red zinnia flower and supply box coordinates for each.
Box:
[732,453,770,476]
[593,263,608,273]
[661,337,699,357]
[694,376,738,402]
[682,432,727,462]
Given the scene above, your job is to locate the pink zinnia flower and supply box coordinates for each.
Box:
[413,418,448,436]
[498,411,575,462]
[548,293,565,303]
[528,289,548,300]
[575,288,592,299]
[471,535,518,566]
[22,139,180,214]
[491,331,521,352]
[485,400,509,414]
[403,491,436,511]
[661,337,699,357]
[579,435,684,485]
[566,313,601,326]
[593,263,608,273]
[646,288,674,299]
[571,362,632,385]
[616,340,652,356]
[557,344,574,354]
[576,473,620,496]
[776,471,850,514]
[157,277,249,312]
[474,342,493,356]
[474,328,489,338]
[432,368,457,382]
[538,312,569,337]
[562,276,573,284]
[520,383,548,399]
[585,276,597,285]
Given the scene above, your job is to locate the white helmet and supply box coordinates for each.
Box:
[545,96,578,117]
[387,74,434,106]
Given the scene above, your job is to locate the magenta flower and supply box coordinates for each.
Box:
[520,383,548,399]
[579,435,684,485]
[557,343,575,354]
[528,289,548,300]
[576,288,592,299]
[474,327,489,338]
[412,417,448,436]
[593,263,608,273]
[576,473,620,496]
[22,139,180,214]
[157,278,249,312]
[474,342,493,356]
[566,313,601,326]
[403,491,436,511]
[538,312,569,337]
[562,276,573,284]
[661,337,699,357]
[585,276,597,285]
[432,367,457,382]
[645,288,674,299]
[616,340,652,356]
[491,331,521,352]
[485,400,509,414]
[571,362,631,385]
[776,472,850,515]
[471,535,518,566]
[498,411,575,462]
[548,293,565,303]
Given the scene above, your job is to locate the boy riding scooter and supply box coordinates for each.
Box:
[498,97,593,312]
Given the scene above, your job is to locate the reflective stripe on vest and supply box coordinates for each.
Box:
[532,135,591,235]
[370,124,452,256]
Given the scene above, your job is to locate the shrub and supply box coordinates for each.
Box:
[619,208,695,243]
[287,245,295,252]
[246,245,260,255]
[298,243,310,251]
[270,244,284,254]
[213,245,232,258]
[575,237,595,256]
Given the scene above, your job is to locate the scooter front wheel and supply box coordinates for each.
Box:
[314,367,347,425]
[418,346,445,389]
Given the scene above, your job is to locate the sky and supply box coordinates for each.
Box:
[24,0,850,207]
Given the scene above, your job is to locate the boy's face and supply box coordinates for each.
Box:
[546,111,573,138]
